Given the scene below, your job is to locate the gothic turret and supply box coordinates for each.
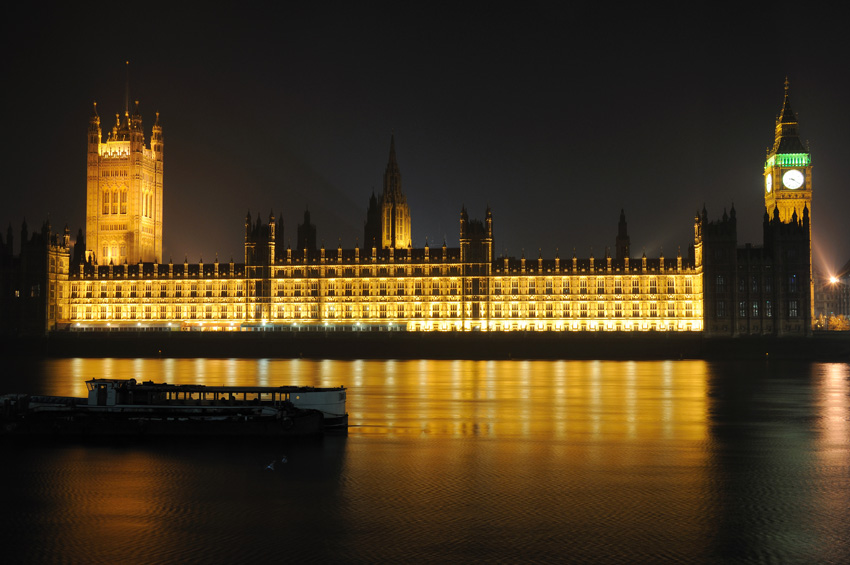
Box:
[364,190,381,248]
[615,209,630,260]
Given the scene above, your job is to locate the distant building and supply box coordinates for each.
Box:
[0,220,69,335]
[814,260,850,324]
[2,83,818,336]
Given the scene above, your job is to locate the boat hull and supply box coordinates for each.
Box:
[1,407,324,438]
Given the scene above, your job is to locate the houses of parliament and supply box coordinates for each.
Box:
[1,83,813,337]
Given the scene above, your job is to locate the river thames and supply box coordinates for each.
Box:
[3,358,849,563]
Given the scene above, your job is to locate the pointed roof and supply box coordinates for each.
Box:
[778,78,797,124]
[385,133,400,177]
[772,78,807,154]
[382,133,404,200]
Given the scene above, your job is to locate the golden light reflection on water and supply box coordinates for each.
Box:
[44,358,709,444]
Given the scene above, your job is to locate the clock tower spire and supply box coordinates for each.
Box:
[764,79,812,224]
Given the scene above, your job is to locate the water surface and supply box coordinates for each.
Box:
[3,359,849,563]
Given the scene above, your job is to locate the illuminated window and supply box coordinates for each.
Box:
[511,279,519,295]
[112,190,118,214]
[615,303,622,317]
[632,279,639,294]
[715,275,725,292]
[752,302,759,317]
[650,303,657,317]
[685,278,693,294]
[789,300,798,318]
[765,300,772,317]
[546,280,553,295]
[649,278,657,294]
[580,279,587,294]
[546,303,553,317]
[580,303,588,318]
[102,191,109,214]
[667,279,675,294]
[494,279,501,295]
[739,301,747,317]
[528,280,536,295]
[685,303,693,317]
[120,190,127,214]
[615,279,622,294]
[597,279,604,294]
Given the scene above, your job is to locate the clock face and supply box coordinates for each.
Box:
[782,169,804,189]
[765,174,772,193]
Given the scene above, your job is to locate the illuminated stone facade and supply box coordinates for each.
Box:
[59,206,704,332]
[6,83,819,336]
[86,101,163,265]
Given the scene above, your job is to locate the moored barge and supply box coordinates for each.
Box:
[1,379,347,438]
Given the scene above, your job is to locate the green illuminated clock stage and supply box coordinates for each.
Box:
[782,169,804,189]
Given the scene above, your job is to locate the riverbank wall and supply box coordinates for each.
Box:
[3,331,849,361]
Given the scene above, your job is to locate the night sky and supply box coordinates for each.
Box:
[3,3,849,275]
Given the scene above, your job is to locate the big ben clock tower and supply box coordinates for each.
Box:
[764,79,812,224]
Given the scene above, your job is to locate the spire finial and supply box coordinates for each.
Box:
[124,60,130,118]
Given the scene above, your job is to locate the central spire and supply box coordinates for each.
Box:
[383,133,402,198]
[379,134,411,248]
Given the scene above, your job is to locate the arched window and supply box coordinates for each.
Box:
[103,191,109,214]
